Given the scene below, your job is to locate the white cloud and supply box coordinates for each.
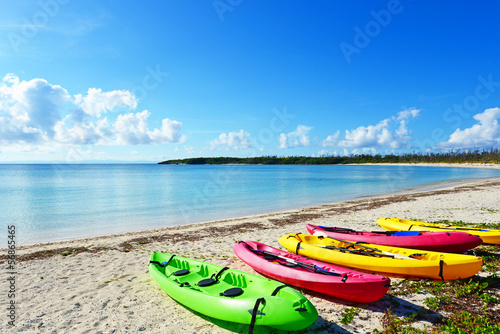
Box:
[114,111,185,145]
[322,131,340,147]
[210,130,251,151]
[0,74,184,148]
[152,118,185,144]
[278,125,312,149]
[0,74,70,144]
[74,88,137,118]
[322,108,420,149]
[436,107,500,149]
[53,117,112,145]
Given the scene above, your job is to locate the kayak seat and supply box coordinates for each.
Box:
[220,287,243,297]
[198,266,230,287]
[173,269,190,276]
[198,278,216,287]
[279,262,298,267]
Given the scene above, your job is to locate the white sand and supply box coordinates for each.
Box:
[2,165,500,333]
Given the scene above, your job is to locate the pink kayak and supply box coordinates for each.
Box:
[233,240,390,303]
[306,224,483,253]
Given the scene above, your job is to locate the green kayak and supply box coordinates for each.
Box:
[148,252,318,332]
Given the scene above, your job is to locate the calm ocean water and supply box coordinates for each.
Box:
[2,164,500,247]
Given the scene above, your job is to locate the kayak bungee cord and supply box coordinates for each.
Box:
[239,241,343,277]
[311,244,398,259]
[286,234,391,258]
[316,235,419,261]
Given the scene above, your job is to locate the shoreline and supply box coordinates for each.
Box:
[2,170,500,333]
[7,175,500,256]
[8,162,500,250]
[7,174,500,254]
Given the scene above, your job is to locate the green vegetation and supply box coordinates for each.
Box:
[424,296,452,311]
[158,149,500,165]
[440,312,500,334]
[341,307,360,324]
[438,220,500,231]
[380,309,500,334]
[61,247,89,256]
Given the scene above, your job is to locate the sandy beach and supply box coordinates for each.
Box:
[2,166,500,333]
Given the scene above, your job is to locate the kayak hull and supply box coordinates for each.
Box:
[233,240,390,303]
[278,234,483,280]
[149,252,318,331]
[377,217,500,245]
[306,224,483,252]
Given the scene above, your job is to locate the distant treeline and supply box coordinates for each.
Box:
[158,149,500,165]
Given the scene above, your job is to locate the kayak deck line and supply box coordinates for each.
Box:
[312,243,396,259]
[239,240,345,278]
[312,234,420,261]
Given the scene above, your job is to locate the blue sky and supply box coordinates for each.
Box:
[1,0,500,162]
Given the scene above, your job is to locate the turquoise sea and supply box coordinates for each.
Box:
[2,164,500,247]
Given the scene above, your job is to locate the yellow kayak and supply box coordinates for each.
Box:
[377,217,500,245]
[278,234,483,280]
